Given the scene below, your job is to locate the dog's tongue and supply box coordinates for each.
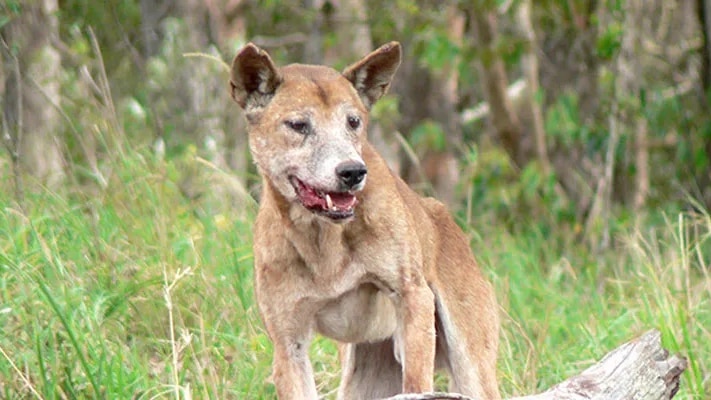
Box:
[329,192,356,209]
[298,184,322,208]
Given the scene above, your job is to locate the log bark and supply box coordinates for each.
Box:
[380,330,687,400]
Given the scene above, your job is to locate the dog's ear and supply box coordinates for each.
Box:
[230,43,282,110]
[343,41,402,109]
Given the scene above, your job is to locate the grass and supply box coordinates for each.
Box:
[0,148,709,399]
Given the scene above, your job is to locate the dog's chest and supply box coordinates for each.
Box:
[314,282,398,343]
[285,217,401,343]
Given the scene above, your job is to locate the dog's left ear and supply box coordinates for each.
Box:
[230,43,282,110]
[343,41,402,109]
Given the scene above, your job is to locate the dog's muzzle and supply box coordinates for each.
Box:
[290,174,363,221]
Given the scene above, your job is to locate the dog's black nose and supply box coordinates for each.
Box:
[336,161,367,188]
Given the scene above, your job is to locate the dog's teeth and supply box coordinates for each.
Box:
[325,194,334,210]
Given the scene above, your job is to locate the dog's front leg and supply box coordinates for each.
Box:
[259,296,317,399]
[270,335,318,400]
[399,282,436,393]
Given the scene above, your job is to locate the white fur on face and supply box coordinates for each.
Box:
[254,102,366,200]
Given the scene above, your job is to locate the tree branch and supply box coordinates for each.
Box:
[379,330,687,400]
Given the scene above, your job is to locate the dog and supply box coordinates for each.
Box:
[229,41,500,400]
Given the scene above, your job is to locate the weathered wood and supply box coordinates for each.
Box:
[381,330,687,400]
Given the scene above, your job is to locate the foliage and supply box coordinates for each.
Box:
[58,0,143,78]
[410,120,448,152]
[0,1,21,31]
[595,20,623,60]
[461,142,574,234]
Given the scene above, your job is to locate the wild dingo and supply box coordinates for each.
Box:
[229,41,500,400]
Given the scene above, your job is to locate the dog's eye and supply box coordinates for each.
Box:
[347,116,361,130]
[285,120,310,135]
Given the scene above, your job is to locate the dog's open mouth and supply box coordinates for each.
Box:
[290,177,358,220]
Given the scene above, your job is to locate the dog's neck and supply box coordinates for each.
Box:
[261,177,356,279]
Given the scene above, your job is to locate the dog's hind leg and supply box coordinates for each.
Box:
[422,199,500,399]
[433,287,500,400]
[337,339,402,400]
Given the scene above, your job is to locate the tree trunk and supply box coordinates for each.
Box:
[205,0,249,175]
[695,0,711,207]
[516,0,551,175]
[394,4,465,208]
[320,0,403,176]
[468,5,525,167]
[381,330,687,400]
[323,0,372,64]
[698,0,711,89]
[1,0,65,191]
[585,0,644,250]
[633,117,649,210]
[303,0,325,64]
[140,0,252,215]
[426,4,465,208]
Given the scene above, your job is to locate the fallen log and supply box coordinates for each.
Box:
[382,330,687,400]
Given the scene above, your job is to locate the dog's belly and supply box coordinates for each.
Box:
[315,282,397,343]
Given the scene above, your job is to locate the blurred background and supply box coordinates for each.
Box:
[1,0,710,399]
[4,0,711,230]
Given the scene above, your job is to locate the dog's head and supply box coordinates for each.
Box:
[229,42,401,222]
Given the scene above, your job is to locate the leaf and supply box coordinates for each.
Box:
[520,163,543,199]
[416,31,460,72]
[410,120,447,152]
[0,16,11,30]
[596,22,623,60]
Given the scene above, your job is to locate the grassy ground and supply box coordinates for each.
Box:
[0,149,709,399]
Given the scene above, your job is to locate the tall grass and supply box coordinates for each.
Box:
[1,146,708,399]
[481,211,710,398]
[0,152,267,399]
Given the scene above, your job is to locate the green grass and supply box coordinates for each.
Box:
[0,150,709,399]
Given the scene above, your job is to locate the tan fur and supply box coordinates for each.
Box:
[229,42,500,400]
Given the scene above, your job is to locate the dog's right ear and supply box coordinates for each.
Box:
[229,43,282,110]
